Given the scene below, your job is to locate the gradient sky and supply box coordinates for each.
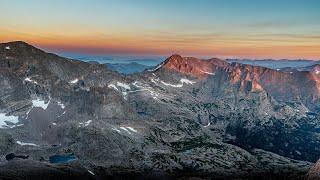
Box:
[1,0,320,59]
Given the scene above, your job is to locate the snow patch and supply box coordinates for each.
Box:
[116,82,131,90]
[24,77,32,82]
[79,120,92,127]
[88,170,95,175]
[32,98,50,110]
[120,126,138,134]
[120,127,131,134]
[200,70,215,75]
[70,78,79,84]
[121,91,128,98]
[150,91,159,100]
[131,81,160,100]
[108,82,131,100]
[126,127,138,132]
[112,127,121,133]
[160,78,195,88]
[204,122,211,128]
[111,80,162,101]
[24,77,38,84]
[5,46,10,50]
[180,78,195,84]
[161,81,183,88]
[151,78,158,84]
[0,113,19,128]
[132,81,145,88]
[52,123,57,126]
[57,101,65,109]
[16,141,39,147]
[85,120,92,126]
[15,124,24,127]
[108,84,119,91]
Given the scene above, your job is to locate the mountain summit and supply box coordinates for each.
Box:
[0,41,48,58]
[156,54,229,78]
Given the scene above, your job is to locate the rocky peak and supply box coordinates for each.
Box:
[0,41,47,58]
[160,54,229,78]
[163,54,184,64]
[311,64,320,75]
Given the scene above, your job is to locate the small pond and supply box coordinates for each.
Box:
[49,154,77,164]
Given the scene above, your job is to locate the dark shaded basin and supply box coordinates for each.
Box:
[6,153,29,161]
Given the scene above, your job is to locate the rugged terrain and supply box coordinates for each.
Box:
[227,59,320,70]
[0,41,320,179]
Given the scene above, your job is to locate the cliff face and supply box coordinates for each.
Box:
[158,54,320,110]
[161,54,229,78]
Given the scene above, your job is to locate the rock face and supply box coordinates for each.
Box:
[0,41,319,179]
[307,159,320,180]
[159,54,320,111]
[161,54,229,78]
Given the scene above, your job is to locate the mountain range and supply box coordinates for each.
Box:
[83,57,320,75]
[104,62,151,74]
[227,59,320,70]
[0,41,320,180]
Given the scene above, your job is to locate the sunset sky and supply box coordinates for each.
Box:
[1,0,320,59]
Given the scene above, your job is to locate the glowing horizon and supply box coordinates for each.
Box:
[1,0,320,60]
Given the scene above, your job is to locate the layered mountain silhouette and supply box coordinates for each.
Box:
[0,41,319,180]
[105,62,151,74]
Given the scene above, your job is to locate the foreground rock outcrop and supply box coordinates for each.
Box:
[307,159,320,180]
